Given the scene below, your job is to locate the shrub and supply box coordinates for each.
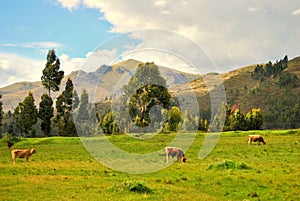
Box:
[116,180,153,194]
[207,160,251,171]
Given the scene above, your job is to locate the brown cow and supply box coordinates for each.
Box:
[248,135,266,145]
[165,147,186,163]
[11,148,36,164]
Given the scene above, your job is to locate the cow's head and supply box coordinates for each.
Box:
[30,148,36,154]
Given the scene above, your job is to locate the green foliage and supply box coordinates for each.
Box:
[38,94,54,137]
[55,78,77,136]
[77,89,89,123]
[181,110,198,132]
[0,94,3,128]
[265,91,300,129]
[164,106,181,132]
[245,108,263,130]
[73,89,80,109]
[123,62,171,127]
[215,104,263,131]
[100,111,120,134]
[207,160,251,171]
[41,49,64,96]
[13,91,38,137]
[279,72,298,89]
[116,180,153,194]
[251,55,288,82]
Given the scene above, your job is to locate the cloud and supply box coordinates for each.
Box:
[55,0,82,10]
[292,8,300,16]
[53,0,300,73]
[0,52,44,87]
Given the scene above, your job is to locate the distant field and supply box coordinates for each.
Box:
[0,130,299,201]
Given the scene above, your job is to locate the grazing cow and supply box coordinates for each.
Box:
[6,141,14,150]
[165,147,186,163]
[248,135,266,145]
[11,148,36,164]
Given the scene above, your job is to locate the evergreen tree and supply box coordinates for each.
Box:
[0,94,3,128]
[73,90,80,109]
[77,89,89,122]
[55,78,77,136]
[41,49,64,96]
[123,62,171,127]
[38,94,54,137]
[13,92,38,137]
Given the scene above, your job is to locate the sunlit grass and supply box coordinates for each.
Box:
[0,130,299,200]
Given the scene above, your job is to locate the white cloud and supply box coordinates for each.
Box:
[83,49,119,70]
[0,52,44,87]
[24,42,65,49]
[60,54,86,74]
[292,8,300,16]
[54,1,300,71]
[55,0,82,10]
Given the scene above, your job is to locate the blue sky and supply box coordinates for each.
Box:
[0,0,114,59]
[1,0,300,87]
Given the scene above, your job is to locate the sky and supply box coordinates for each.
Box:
[0,0,300,87]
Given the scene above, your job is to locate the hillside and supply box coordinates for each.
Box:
[170,56,300,128]
[0,59,199,111]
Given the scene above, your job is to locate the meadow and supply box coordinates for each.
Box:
[0,130,299,201]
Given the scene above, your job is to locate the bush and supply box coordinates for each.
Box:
[207,160,251,171]
[116,180,153,194]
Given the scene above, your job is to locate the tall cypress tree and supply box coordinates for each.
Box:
[55,78,77,136]
[41,49,64,96]
[0,94,3,128]
[14,92,38,137]
[77,89,89,123]
[39,94,54,137]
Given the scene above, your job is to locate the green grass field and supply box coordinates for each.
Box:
[0,130,299,201]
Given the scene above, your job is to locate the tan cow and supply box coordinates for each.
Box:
[11,148,36,164]
[248,135,266,145]
[165,147,186,163]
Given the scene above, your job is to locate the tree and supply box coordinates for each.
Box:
[73,90,80,109]
[41,49,64,96]
[123,62,171,127]
[38,94,54,137]
[164,106,181,132]
[181,110,198,131]
[0,94,3,128]
[100,111,120,134]
[245,108,263,130]
[13,92,38,137]
[77,89,89,123]
[55,78,77,136]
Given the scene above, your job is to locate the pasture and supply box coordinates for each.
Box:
[0,130,299,201]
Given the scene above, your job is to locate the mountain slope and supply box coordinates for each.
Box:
[0,59,199,111]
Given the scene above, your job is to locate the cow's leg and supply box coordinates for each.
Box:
[248,139,252,145]
[12,152,16,164]
[165,148,168,163]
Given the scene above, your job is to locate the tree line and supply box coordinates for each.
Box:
[96,63,264,135]
[0,50,91,138]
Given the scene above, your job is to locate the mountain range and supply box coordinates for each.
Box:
[1,56,299,117]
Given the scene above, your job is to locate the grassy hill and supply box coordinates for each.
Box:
[0,130,299,200]
[169,56,300,124]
